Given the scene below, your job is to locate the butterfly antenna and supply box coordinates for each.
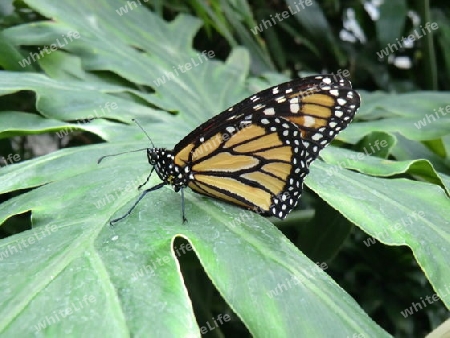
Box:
[132,118,155,148]
[97,148,148,164]
[98,119,156,164]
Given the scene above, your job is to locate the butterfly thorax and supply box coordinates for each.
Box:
[147,148,191,191]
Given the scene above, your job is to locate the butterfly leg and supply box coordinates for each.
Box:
[138,167,155,189]
[180,188,188,223]
[110,182,165,226]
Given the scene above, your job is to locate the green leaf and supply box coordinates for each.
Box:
[340,92,450,144]
[0,144,389,336]
[321,146,449,192]
[0,31,35,71]
[391,134,449,174]
[296,200,354,262]
[306,161,450,308]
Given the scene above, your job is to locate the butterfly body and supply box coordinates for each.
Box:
[105,75,360,224]
[147,149,189,192]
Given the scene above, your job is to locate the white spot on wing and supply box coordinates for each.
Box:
[329,89,339,96]
[304,116,315,127]
[290,103,300,113]
[253,103,265,110]
[337,98,347,105]
[311,133,323,141]
[264,107,275,115]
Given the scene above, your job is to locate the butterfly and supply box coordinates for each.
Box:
[99,74,360,224]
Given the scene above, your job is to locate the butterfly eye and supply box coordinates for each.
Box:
[147,151,158,164]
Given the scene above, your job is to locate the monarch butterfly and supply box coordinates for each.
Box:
[99,74,360,224]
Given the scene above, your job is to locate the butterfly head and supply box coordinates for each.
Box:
[147,148,189,190]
